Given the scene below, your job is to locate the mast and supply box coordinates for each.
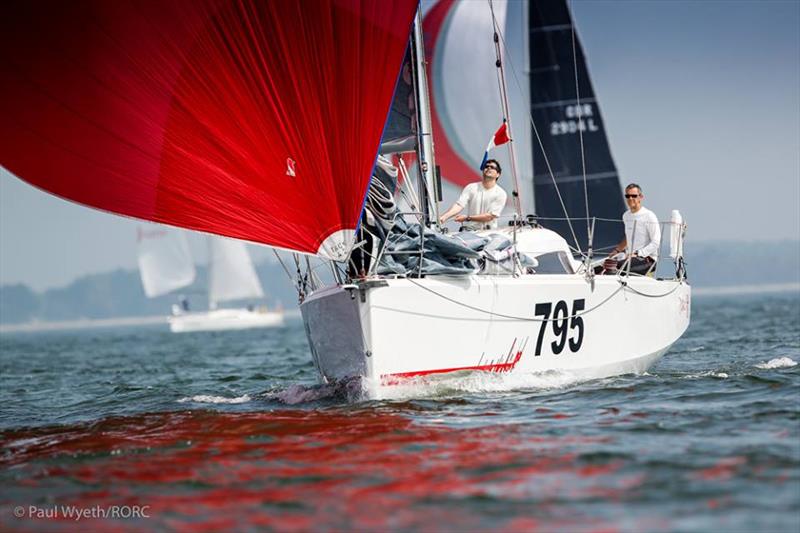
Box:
[410,10,438,225]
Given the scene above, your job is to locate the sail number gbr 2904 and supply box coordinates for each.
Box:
[534,299,585,356]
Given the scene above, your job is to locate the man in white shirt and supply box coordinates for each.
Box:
[608,183,661,275]
[438,159,508,231]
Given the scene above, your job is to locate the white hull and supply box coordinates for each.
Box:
[301,273,690,395]
[169,308,284,333]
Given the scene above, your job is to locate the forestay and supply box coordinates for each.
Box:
[0,0,418,261]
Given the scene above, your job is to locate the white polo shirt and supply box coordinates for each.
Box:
[456,181,508,230]
[623,206,661,260]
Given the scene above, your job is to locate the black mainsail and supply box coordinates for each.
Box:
[529,0,624,253]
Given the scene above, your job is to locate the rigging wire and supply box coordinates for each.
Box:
[568,0,592,253]
[487,2,585,257]
[292,253,308,299]
[488,0,522,219]
[272,249,295,283]
[397,157,421,215]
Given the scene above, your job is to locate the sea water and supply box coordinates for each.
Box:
[1,292,798,531]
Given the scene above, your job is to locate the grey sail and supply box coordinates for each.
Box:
[380,45,417,155]
[529,0,624,253]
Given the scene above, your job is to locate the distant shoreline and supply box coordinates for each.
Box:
[0,315,167,334]
[1,285,796,334]
[691,282,800,296]
[0,310,301,334]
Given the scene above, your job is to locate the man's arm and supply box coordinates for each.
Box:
[455,212,494,223]
[610,237,627,257]
[439,203,463,224]
[441,184,474,224]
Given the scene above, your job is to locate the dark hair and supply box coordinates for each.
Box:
[625,183,642,194]
[483,159,502,174]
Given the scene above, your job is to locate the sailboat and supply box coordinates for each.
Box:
[0,0,689,395]
[137,226,283,333]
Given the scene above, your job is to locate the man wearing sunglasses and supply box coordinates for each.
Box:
[438,159,508,231]
[607,183,661,275]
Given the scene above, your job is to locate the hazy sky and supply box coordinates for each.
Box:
[1,0,798,291]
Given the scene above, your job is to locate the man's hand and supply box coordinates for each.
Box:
[454,215,467,223]
[438,216,446,225]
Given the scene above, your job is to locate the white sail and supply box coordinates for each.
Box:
[208,238,264,308]
[137,226,195,298]
[425,0,534,214]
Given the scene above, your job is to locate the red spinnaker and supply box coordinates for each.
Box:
[0,0,417,259]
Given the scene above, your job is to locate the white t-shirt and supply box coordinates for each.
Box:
[623,206,661,260]
[456,181,508,230]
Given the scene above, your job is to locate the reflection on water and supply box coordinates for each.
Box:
[0,293,798,531]
[0,409,626,531]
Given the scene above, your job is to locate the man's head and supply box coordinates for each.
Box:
[624,183,643,212]
[482,159,502,181]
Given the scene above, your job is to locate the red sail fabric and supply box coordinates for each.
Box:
[0,0,417,260]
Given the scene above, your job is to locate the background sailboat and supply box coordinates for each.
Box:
[137,226,283,333]
[137,225,196,302]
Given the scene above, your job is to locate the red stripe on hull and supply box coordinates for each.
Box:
[381,350,523,386]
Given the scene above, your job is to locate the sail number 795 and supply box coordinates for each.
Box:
[534,299,585,356]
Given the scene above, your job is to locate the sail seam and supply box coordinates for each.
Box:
[530,24,572,33]
[531,97,598,110]
[534,171,618,184]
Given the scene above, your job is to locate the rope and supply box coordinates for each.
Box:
[621,279,684,298]
[408,277,621,322]
[487,2,584,257]
[405,276,684,322]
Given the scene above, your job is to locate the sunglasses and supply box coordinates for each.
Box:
[624,194,640,199]
[484,165,499,171]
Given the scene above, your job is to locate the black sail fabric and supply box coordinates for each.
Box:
[529,0,625,253]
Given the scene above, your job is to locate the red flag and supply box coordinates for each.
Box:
[480,120,511,169]
[492,121,510,147]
